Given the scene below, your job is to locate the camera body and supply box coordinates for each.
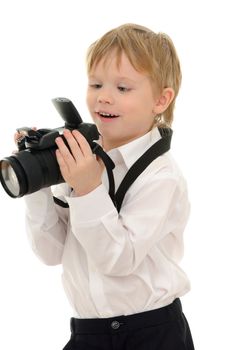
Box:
[0,98,100,198]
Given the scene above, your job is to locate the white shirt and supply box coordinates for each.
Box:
[24,127,191,318]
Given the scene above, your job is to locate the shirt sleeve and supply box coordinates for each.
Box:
[66,169,190,277]
[24,184,69,265]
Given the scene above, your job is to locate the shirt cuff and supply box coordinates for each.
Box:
[65,184,116,224]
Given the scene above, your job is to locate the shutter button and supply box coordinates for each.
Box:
[111,320,120,330]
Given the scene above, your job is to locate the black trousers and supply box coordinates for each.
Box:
[63,299,195,350]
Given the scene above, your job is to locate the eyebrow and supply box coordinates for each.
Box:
[88,75,139,84]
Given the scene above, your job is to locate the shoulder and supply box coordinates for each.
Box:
[128,151,189,204]
[120,150,189,215]
[144,151,186,183]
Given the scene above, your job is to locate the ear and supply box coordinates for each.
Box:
[153,87,175,115]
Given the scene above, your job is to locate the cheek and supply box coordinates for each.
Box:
[86,93,93,110]
[86,90,90,103]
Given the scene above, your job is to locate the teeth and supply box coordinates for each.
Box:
[99,112,119,118]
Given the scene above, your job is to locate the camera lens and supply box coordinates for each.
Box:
[0,147,64,198]
[0,161,19,196]
[0,158,27,197]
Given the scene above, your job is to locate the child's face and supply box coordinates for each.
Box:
[86,51,159,151]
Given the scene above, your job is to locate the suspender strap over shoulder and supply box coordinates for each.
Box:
[113,128,173,212]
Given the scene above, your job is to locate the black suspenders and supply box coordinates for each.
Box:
[53,128,173,213]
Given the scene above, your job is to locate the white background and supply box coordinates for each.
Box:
[0,0,231,349]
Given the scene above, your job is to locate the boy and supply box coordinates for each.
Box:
[20,23,195,349]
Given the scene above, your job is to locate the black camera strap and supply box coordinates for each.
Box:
[114,128,172,212]
[53,128,172,213]
[92,143,116,202]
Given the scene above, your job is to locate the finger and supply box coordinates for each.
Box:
[14,131,25,145]
[55,135,76,168]
[55,149,69,177]
[62,129,84,162]
[72,130,93,157]
[14,132,20,144]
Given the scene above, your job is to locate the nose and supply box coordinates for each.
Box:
[97,88,114,104]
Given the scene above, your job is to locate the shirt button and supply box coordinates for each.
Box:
[111,320,120,330]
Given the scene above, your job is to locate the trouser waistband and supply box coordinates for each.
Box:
[70,298,182,335]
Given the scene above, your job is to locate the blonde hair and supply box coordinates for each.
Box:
[86,23,182,127]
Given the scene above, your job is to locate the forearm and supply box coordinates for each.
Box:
[24,186,68,265]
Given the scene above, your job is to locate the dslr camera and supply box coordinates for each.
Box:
[0,98,100,198]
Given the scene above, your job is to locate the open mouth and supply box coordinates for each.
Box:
[98,112,120,119]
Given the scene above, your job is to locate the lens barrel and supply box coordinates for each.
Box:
[0,147,64,198]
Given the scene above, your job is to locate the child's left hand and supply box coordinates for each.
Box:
[55,129,104,196]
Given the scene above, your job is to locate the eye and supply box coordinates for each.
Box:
[89,83,102,89]
[118,86,130,93]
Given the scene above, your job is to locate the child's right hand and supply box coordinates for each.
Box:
[12,131,22,154]
[13,127,37,153]
[14,130,22,145]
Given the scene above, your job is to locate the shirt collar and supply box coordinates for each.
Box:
[107,127,162,169]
